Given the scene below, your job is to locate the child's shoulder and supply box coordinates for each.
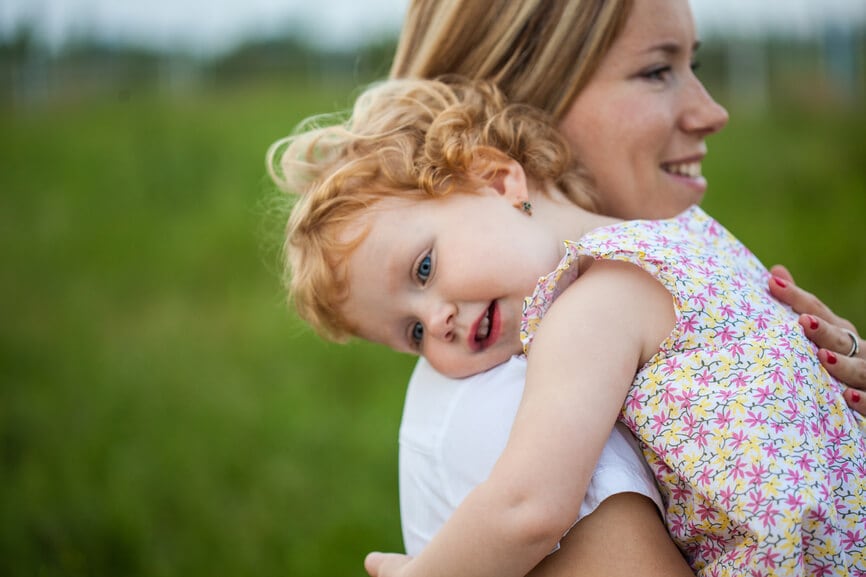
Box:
[539,259,677,367]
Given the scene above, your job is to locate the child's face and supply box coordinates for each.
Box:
[340,187,563,378]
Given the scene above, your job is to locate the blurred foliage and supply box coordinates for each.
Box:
[0,32,864,577]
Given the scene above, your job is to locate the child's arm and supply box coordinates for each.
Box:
[369,260,676,577]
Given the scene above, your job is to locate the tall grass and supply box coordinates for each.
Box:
[1,77,863,577]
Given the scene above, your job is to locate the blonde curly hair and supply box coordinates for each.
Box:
[267,77,596,341]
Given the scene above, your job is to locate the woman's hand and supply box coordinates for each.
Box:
[769,264,865,414]
[365,552,412,577]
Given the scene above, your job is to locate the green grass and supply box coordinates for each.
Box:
[1,78,863,577]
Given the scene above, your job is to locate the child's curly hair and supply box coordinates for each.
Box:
[268,76,596,342]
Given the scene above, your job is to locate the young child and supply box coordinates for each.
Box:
[269,78,866,576]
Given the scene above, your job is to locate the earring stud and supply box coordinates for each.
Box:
[515,201,532,216]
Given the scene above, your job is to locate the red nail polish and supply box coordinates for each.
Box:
[808,315,819,330]
[826,351,838,365]
[852,391,862,403]
[772,276,788,288]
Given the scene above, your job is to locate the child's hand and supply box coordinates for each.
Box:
[364,552,412,577]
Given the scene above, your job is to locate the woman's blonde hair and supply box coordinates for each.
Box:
[268,77,594,341]
[391,0,633,119]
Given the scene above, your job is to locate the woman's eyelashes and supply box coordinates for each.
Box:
[641,65,672,82]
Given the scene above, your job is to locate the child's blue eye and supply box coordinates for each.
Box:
[417,254,432,283]
[411,322,424,344]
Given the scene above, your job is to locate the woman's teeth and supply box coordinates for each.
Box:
[663,161,702,178]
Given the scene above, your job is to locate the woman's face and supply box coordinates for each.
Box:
[559,0,728,220]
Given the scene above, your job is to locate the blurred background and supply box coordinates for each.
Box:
[1,1,864,575]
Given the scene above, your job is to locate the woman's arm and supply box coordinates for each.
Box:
[768,265,865,412]
[527,493,693,577]
[368,260,676,577]
[370,493,694,577]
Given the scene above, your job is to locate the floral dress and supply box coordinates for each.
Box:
[521,206,866,576]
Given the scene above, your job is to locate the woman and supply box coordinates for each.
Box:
[382,0,866,574]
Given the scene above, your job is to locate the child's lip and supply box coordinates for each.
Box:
[468,300,500,351]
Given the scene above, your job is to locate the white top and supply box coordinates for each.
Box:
[399,355,664,555]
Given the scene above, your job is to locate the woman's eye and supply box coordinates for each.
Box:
[642,66,671,82]
[411,322,424,345]
[416,254,432,283]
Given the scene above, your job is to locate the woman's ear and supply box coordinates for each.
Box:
[472,154,530,206]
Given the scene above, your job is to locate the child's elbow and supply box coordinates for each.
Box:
[503,494,577,553]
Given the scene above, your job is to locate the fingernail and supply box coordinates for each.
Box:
[826,350,838,365]
[807,315,819,330]
[772,276,787,288]
[852,391,862,403]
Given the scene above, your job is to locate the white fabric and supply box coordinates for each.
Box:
[399,355,664,556]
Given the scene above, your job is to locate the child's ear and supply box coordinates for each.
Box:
[472,153,529,206]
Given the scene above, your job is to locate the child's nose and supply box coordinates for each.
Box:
[426,301,456,342]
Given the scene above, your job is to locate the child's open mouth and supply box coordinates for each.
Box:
[470,301,499,351]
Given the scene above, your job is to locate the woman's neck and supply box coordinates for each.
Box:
[533,185,621,242]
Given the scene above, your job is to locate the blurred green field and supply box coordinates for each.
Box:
[1,77,864,577]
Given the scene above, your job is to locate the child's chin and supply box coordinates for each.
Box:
[436,349,516,380]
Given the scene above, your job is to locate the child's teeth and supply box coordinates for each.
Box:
[477,316,490,341]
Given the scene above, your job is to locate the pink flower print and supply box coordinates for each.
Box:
[719,303,736,319]
[651,410,669,436]
[810,560,835,577]
[694,425,710,449]
[783,399,799,421]
[808,504,827,524]
[759,547,781,568]
[746,489,766,512]
[668,515,685,537]
[718,485,735,509]
[626,389,646,412]
[715,407,733,429]
[754,384,773,404]
[795,452,815,472]
[728,341,747,358]
[758,501,781,529]
[763,443,780,459]
[730,370,751,389]
[660,384,678,406]
[784,490,805,509]
[704,282,720,299]
[696,467,715,488]
[769,366,786,385]
[755,314,769,330]
[745,410,768,428]
[662,357,682,376]
[730,430,749,451]
[730,457,746,480]
[681,315,698,334]
[692,293,709,308]
[670,484,692,502]
[841,529,864,549]
[695,501,716,523]
[717,325,736,344]
[746,463,769,485]
[695,368,713,388]
[768,346,784,361]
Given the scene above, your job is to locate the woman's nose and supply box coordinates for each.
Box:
[682,76,729,137]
